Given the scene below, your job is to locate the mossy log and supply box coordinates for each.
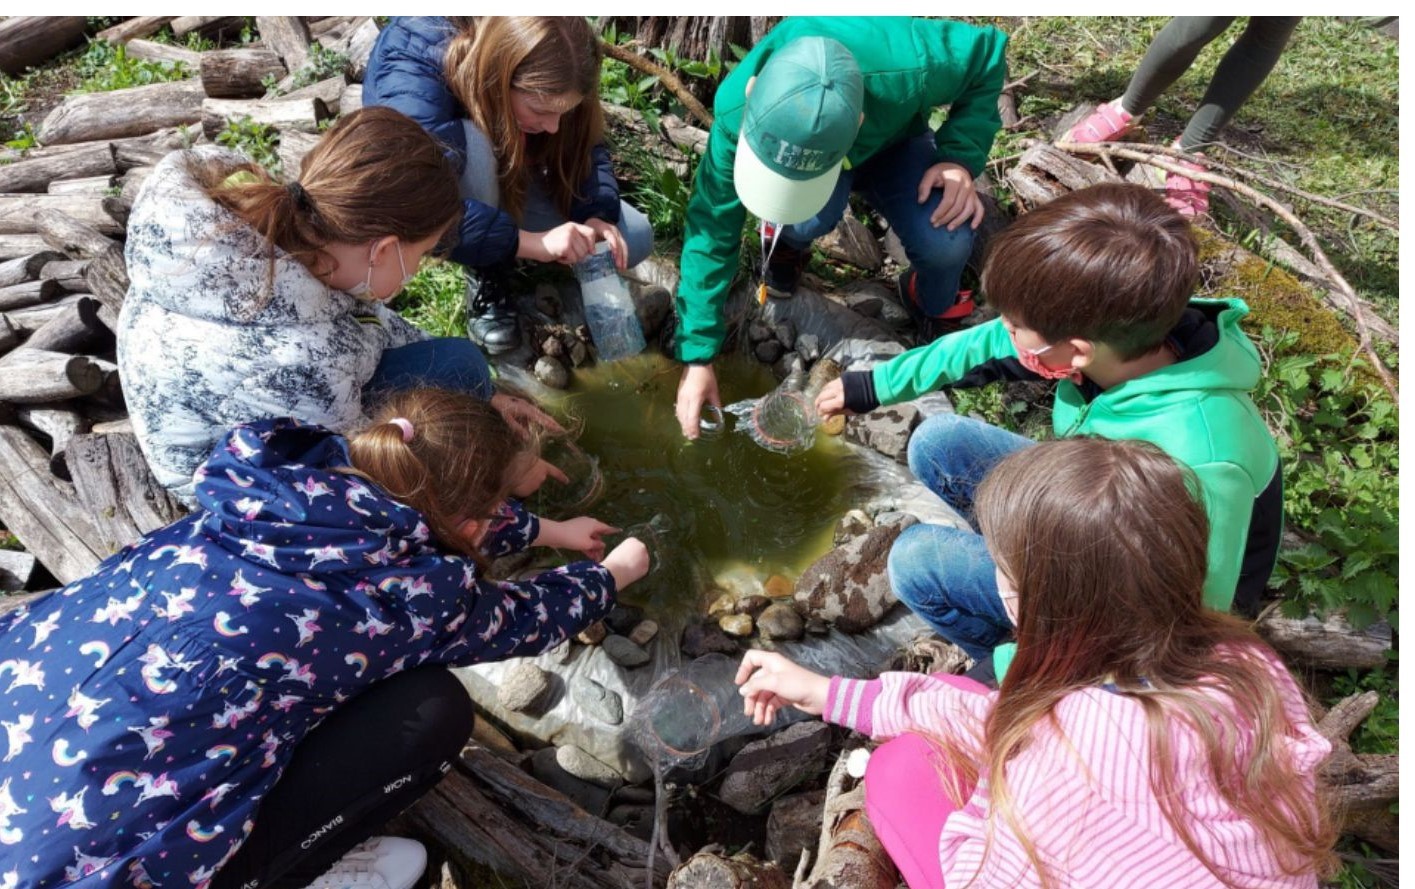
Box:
[37,79,206,146]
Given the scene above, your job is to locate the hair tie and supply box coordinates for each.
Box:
[388,417,414,443]
[287,181,314,213]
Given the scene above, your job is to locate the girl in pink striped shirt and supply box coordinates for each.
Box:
[737,438,1334,888]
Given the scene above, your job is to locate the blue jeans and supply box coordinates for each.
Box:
[887,413,1034,659]
[365,338,494,401]
[780,133,975,317]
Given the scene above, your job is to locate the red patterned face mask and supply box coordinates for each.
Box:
[1012,336,1083,383]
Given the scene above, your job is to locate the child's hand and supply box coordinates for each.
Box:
[510,458,570,498]
[734,650,831,726]
[556,516,617,561]
[585,217,628,270]
[532,222,598,266]
[490,393,566,438]
[602,537,650,590]
[814,378,850,419]
[918,162,986,232]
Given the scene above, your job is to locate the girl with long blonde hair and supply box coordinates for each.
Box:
[366,17,654,354]
[737,437,1334,888]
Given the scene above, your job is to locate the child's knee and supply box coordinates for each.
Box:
[618,202,655,267]
[906,412,968,479]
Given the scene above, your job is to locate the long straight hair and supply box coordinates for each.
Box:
[952,438,1335,886]
[443,17,603,221]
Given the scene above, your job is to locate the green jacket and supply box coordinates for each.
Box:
[869,299,1280,613]
[672,17,1009,363]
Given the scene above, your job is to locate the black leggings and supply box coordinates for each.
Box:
[1121,17,1302,150]
[211,667,474,889]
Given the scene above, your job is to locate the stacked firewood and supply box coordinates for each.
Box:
[0,16,377,593]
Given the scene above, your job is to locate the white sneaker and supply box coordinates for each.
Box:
[302,836,427,889]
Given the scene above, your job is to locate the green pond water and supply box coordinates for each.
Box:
[528,352,855,619]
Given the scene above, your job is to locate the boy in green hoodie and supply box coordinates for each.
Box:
[816,183,1281,674]
[672,17,1009,440]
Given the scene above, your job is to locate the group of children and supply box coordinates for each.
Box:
[0,15,1334,889]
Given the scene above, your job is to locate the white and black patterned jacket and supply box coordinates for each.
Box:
[117,146,428,503]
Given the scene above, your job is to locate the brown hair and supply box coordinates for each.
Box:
[346,388,538,563]
[443,17,603,221]
[949,438,1335,885]
[982,183,1198,360]
[189,106,460,314]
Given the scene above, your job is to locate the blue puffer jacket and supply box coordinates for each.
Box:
[365,16,622,269]
[0,417,616,888]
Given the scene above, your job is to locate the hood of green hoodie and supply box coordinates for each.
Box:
[1052,298,1275,478]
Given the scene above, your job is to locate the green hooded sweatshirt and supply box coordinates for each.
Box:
[867,298,1280,613]
[672,17,1009,364]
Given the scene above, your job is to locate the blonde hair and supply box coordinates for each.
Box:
[346,388,538,563]
[942,437,1335,886]
[188,106,461,315]
[443,16,603,221]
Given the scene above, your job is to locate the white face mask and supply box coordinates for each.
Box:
[346,240,413,300]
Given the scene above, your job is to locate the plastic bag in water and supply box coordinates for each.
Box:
[628,653,762,771]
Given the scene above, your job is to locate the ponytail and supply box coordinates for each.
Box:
[187,106,461,315]
[346,388,539,563]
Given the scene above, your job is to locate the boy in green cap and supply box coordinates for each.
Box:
[671,17,1008,439]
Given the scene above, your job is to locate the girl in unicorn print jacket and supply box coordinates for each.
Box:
[0,388,649,889]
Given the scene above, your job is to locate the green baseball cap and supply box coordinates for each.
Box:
[735,36,864,225]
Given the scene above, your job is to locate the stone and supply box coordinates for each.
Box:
[719,721,831,813]
[773,351,805,383]
[846,295,883,319]
[497,662,552,713]
[757,603,805,641]
[763,574,794,599]
[820,414,846,436]
[603,634,650,668]
[766,789,827,871]
[805,616,830,636]
[772,319,797,351]
[605,603,644,636]
[747,318,774,345]
[681,620,739,658]
[795,333,821,363]
[754,340,784,365]
[707,591,737,618]
[719,613,754,637]
[556,743,623,788]
[576,620,608,645]
[568,338,590,368]
[882,227,908,265]
[534,282,561,318]
[736,594,771,616]
[533,355,570,390]
[540,334,565,359]
[833,509,873,545]
[793,523,905,633]
[572,675,624,725]
[844,403,923,464]
[531,747,610,814]
[627,619,659,647]
[818,214,883,271]
[805,357,842,397]
[634,284,672,340]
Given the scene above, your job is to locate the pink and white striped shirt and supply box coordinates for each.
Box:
[824,651,1329,888]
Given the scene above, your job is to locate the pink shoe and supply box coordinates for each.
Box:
[1164,157,1211,217]
[1063,100,1136,143]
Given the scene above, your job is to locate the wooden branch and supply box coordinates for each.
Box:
[36,209,119,260]
[0,17,88,76]
[0,349,106,401]
[97,16,177,45]
[83,246,130,315]
[201,96,332,141]
[0,193,125,237]
[3,294,94,335]
[283,77,348,114]
[47,175,117,197]
[0,235,52,262]
[67,433,186,553]
[0,251,64,287]
[0,425,107,584]
[123,39,200,70]
[111,128,190,171]
[1053,140,1397,396]
[668,851,791,889]
[0,279,62,312]
[170,16,244,40]
[330,18,380,83]
[40,259,92,292]
[201,48,288,99]
[255,17,313,74]
[339,83,363,115]
[1255,609,1391,671]
[0,548,37,592]
[404,744,670,889]
[600,40,713,128]
[0,140,117,193]
[22,295,109,354]
[275,130,321,178]
[17,404,90,481]
[38,79,206,146]
[0,315,18,357]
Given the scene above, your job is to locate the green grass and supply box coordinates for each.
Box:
[392,259,468,339]
[71,39,192,92]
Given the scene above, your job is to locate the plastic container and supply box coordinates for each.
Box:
[628,653,763,771]
[574,241,646,362]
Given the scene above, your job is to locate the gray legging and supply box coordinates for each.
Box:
[459,120,654,268]
[1120,17,1302,150]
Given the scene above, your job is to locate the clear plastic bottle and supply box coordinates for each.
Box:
[574,241,646,362]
